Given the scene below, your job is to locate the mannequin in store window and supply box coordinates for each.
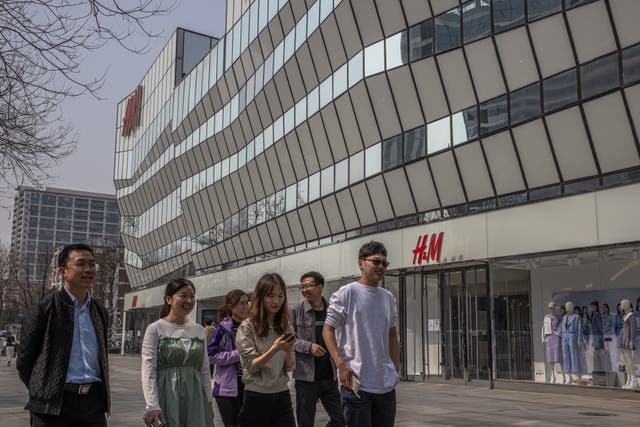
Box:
[618,299,637,389]
[542,301,563,383]
[561,301,581,384]
[635,297,640,357]
[601,303,618,372]
[589,301,607,373]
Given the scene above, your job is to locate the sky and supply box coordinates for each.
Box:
[0,0,227,245]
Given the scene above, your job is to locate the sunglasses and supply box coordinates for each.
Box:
[362,258,390,268]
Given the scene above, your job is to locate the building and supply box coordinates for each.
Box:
[115,0,640,391]
[7,186,127,332]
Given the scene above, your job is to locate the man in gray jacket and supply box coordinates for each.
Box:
[290,272,345,427]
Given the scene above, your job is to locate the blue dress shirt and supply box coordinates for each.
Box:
[65,289,102,383]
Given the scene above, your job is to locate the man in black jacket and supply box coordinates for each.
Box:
[17,243,111,427]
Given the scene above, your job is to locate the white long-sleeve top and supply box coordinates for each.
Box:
[141,319,212,410]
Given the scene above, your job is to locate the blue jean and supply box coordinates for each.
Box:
[562,332,580,373]
[339,387,395,427]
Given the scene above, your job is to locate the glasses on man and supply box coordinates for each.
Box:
[299,283,320,290]
[362,258,390,268]
[67,263,98,271]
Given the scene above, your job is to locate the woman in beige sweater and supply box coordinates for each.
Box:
[236,273,296,427]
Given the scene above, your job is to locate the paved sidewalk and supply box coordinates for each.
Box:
[1,356,638,426]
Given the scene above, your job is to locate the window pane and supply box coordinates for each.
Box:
[479,95,508,135]
[320,76,333,108]
[623,44,640,85]
[335,158,349,190]
[427,116,451,154]
[527,0,561,21]
[321,165,334,197]
[493,0,524,33]
[334,62,348,97]
[41,194,57,206]
[462,0,490,44]
[382,135,403,170]
[364,40,385,77]
[308,86,320,116]
[41,206,56,218]
[510,82,541,125]
[297,177,309,205]
[404,126,425,162]
[386,31,408,70]
[565,0,596,9]
[349,151,364,183]
[580,53,619,99]
[364,143,381,177]
[348,52,363,88]
[409,19,433,62]
[309,172,321,201]
[435,7,461,53]
[452,106,478,145]
[286,184,297,211]
[543,69,578,113]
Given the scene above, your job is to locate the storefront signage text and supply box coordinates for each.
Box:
[122,85,143,136]
[412,232,444,265]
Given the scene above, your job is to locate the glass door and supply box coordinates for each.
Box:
[442,267,490,382]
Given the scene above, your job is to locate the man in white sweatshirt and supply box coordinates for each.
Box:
[323,241,400,427]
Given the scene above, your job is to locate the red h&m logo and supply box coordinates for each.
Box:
[412,232,444,265]
[122,85,143,137]
[131,295,138,308]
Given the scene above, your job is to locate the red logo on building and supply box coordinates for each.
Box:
[412,232,444,265]
[122,85,143,136]
[131,295,138,308]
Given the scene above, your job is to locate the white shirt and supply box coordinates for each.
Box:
[325,281,399,394]
[141,319,212,410]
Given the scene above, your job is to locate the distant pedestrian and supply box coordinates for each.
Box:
[323,241,400,427]
[141,278,214,427]
[208,289,250,427]
[4,332,16,367]
[290,271,345,427]
[17,243,111,427]
[236,273,296,427]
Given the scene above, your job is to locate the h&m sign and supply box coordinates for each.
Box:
[411,232,444,265]
[122,85,143,137]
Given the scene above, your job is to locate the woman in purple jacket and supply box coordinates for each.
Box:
[208,289,250,427]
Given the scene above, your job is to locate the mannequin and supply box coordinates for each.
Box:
[542,301,563,383]
[561,301,581,383]
[601,303,618,372]
[618,299,637,389]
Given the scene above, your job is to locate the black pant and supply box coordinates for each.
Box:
[295,379,345,427]
[216,382,245,427]
[30,383,107,427]
[340,387,396,427]
[239,390,295,427]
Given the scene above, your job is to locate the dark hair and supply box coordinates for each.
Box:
[603,303,610,314]
[590,301,600,313]
[204,316,213,326]
[249,273,290,337]
[218,289,249,321]
[300,271,324,286]
[160,278,196,318]
[58,243,94,268]
[358,241,387,260]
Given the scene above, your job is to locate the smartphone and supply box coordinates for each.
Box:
[151,419,167,427]
[282,332,295,341]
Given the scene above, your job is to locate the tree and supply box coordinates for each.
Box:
[0,0,175,195]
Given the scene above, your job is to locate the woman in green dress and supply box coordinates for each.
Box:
[142,278,215,427]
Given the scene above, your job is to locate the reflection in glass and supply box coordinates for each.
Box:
[273,116,284,143]
[297,177,308,205]
[309,172,321,201]
[462,0,490,43]
[264,53,274,83]
[365,143,382,178]
[580,53,619,100]
[435,7,461,53]
[543,69,577,113]
[409,19,433,62]
[284,31,295,63]
[321,165,334,197]
[386,31,408,70]
[308,86,320,116]
[350,150,364,184]
[479,95,508,135]
[284,108,295,135]
[565,0,596,9]
[307,1,320,35]
[452,107,478,145]
[334,62,348,97]
[259,0,268,29]
[320,76,333,108]
[348,52,363,88]
[623,44,640,85]
[295,16,307,50]
[493,0,524,33]
[427,116,451,154]
[404,126,425,162]
[364,40,385,77]
[382,135,403,170]
[286,184,297,211]
[273,43,284,73]
[510,82,541,125]
[295,98,307,127]
[335,158,349,190]
[320,0,333,21]
[527,0,561,21]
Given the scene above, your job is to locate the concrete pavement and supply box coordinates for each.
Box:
[1,356,639,426]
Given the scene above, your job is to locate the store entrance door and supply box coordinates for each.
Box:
[442,267,490,383]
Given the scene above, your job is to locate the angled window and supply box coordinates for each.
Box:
[365,40,385,77]
[409,19,433,62]
[386,31,409,70]
[427,116,451,154]
[623,43,640,85]
[543,68,577,113]
[565,0,596,9]
[404,126,426,162]
[365,143,382,177]
[510,82,541,125]
[479,95,508,135]
[528,0,561,21]
[580,53,619,100]
[435,7,461,54]
[382,135,403,170]
[452,106,478,145]
[493,0,524,34]
[462,0,490,44]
